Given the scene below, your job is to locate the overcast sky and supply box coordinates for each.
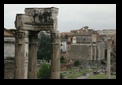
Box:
[4,4,116,32]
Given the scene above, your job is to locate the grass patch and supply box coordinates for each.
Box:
[87,74,116,79]
[65,72,83,79]
[64,68,93,79]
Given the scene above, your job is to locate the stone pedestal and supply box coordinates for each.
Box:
[107,46,111,79]
[15,30,25,79]
[28,31,38,79]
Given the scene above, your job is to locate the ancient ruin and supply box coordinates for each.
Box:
[14,7,60,79]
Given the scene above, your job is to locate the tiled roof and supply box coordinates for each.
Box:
[67,31,92,36]
[4,28,15,37]
[106,39,113,45]
[97,34,103,42]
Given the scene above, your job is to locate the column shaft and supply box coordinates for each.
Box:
[15,31,25,79]
[28,32,38,79]
[107,46,111,79]
[50,31,60,79]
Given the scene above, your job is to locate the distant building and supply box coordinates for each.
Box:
[4,28,15,59]
[96,29,116,35]
[60,26,105,65]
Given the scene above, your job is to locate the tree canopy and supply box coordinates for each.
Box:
[37,32,52,62]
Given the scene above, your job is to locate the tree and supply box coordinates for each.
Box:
[60,56,66,64]
[37,64,51,79]
[37,32,52,62]
[74,60,79,66]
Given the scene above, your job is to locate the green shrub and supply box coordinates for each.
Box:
[60,56,66,64]
[60,73,64,79]
[74,60,79,66]
[37,64,51,79]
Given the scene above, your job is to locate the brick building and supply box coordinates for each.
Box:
[60,26,105,66]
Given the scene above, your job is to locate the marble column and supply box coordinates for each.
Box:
[94,46,97,60]
[107,45,111,79]
[15,30,25,79]
[28,31,38,79]
[51,31,60,79]
[90,42,93,60]
[98,44,101,60]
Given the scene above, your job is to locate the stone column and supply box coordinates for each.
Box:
[94,46,97,60]
[24,31,29,79]
[102,47,104,59]
[103,47,105,59]
[90,42,93,60]
[15,30,25,79]
[98,44,101,60]
[28,31,38,79]
[51,30,60,79]
[107,45,111,79]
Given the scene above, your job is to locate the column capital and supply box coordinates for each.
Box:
[51,30,60,43]
[28,31,39,44]
[15,30,27,38]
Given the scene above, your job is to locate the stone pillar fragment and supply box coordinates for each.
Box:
[98,44,101,60]
[28,31,38,79]
[107,46,111,79]
[15,30,25,79]
[94,46,97,60]
[51,31,60,79]
[90,43,93,60]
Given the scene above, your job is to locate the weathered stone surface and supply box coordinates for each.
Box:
[15,7,60,79]
[107,45,111,79]
[28,31,38,79]
[15,7,58,31]
[15,30,26,79]
[4,58,15,79]
[51,30,60,79]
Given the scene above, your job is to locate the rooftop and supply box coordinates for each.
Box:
[4,28,15,37]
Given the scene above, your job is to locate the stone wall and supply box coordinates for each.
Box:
[4,58,15,79]
[70,44,91,64]
[4,36,15,59]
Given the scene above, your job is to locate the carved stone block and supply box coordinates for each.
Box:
[15,7,58,31]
